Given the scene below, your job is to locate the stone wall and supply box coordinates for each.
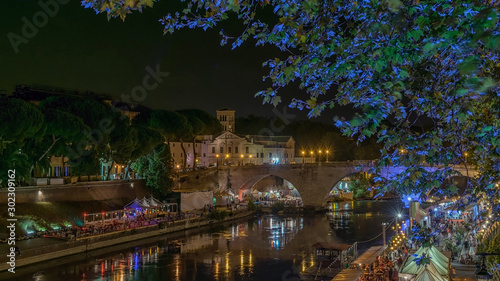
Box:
[0,180,149,204]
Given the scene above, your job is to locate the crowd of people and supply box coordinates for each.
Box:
[357,247,408,281]
[356,208,485,281]
[429,214,481,265]
[25,209,216,241]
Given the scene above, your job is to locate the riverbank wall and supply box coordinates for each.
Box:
[0,210,255,273]
[0,180,149,204]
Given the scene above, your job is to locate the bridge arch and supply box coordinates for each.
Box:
[222,164,370,208]
[178,163,476,208]
[237,174,303,204]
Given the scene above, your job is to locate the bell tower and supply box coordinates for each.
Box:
[216,108,235,132]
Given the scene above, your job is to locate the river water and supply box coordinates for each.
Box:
[10,200,404,281]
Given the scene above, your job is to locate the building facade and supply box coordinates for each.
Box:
[170,109,296,169]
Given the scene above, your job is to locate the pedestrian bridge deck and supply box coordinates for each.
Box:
[331,245,387,281]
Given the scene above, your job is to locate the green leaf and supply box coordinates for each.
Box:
[399,70,410,78]
[486,35,500,50]
[388,0,403,12]
[423,43,435,52]
[458,56,480,75]
[374,60,385,73]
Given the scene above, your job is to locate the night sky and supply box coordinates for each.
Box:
[1,0,316,119]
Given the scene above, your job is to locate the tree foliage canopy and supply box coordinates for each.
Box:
[83,0,500,202]
[131,144,175,198]
[0,97,44,144]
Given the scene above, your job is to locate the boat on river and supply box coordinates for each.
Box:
[300,242,358,281]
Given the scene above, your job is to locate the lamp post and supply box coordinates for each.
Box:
[382,222,387,246]
[318,150,322,163]
[476,255,493,281]
[475,254,496,281]
[301,151,305,164]
[326,150,329,163]
[240,154,244,166]
[310,151,313,163]
[216,154,220,170]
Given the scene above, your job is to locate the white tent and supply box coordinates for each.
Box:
[148,196,163,207]
[140,197,150,208]
[413,263,448,281]
[399,246,449,280]
[406,246,450,267]
[124,198,144,210]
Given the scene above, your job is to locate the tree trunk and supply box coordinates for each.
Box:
[124,162,131,179]
[106,160,115,180]
[29,135,60,175]
[180,140,187,170]
[192,138,197,171]
[61,154,65,178]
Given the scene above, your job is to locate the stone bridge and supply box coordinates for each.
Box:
[176,162,476,207]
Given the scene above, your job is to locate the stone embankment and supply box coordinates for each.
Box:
[0,210,255,272]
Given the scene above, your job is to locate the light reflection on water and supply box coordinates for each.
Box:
[15,200,402,281]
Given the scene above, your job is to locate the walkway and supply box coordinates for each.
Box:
[331,246,387,281]
[451,260,476,281]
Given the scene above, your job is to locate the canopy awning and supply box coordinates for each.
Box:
[399,246,449,279]
[140,197,150,208]
[148,196,162,207]
[413,263,448,281]
[124,198,151,210]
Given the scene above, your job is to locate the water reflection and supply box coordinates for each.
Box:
[10,201,402,281]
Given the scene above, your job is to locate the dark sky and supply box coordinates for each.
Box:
[1,0,328,120]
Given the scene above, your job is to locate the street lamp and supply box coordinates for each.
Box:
[318,150,322,162]
[301,151,305,164]
[310,151,313,163]
[326,150,329,163]
[240,154,244,166]
[396,213,402,228]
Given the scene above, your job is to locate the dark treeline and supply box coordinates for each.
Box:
[0,95,221,198]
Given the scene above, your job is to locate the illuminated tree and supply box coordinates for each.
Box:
[131,144,174,198]
[83,1,500,203]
